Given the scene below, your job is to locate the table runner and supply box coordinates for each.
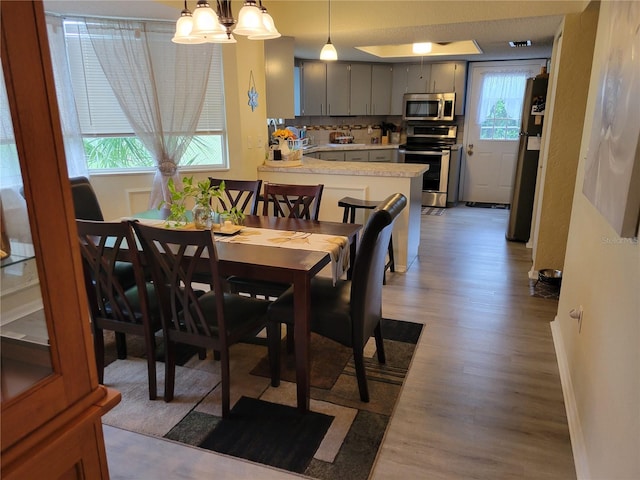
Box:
[215,227,349,284]
[128,219,349,284]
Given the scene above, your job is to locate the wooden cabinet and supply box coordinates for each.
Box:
[371,64,392,115]
[301,61,326,116]
[265,37,295,118]
[1,2,120,478]
[349,63,372,115]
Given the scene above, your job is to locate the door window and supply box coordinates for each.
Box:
[477,71,529,140]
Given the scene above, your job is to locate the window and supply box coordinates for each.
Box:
[477,72,528,141]
[63,19,227,171]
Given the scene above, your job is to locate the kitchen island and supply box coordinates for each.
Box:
[258,157,427,272]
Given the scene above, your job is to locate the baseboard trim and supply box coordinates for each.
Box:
[551,318,590,479]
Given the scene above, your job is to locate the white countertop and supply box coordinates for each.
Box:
[303,143,401,153]
[258,156,427,177]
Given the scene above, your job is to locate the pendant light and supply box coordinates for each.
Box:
[191,0,225,38]
[320,0,337,61]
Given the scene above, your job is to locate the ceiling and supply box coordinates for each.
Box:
[45,0,589,63]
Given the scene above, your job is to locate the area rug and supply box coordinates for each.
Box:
[465,201,510,209]
[101,318,423,480]
[422,207,446,216]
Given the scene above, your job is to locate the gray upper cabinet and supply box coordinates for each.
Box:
[349,64,372,115]
[301,61,326,116]
[428,62,467,114]
[326,63,350,116]
[371,64,392,115]
[265,37,295,119]
[390,64,408,115]
[406,64,430,93]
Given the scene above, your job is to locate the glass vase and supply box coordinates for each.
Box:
[192,204,213,230]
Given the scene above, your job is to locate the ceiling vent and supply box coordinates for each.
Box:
[509,40,532,48]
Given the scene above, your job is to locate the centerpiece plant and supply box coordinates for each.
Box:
[160,176,225,229]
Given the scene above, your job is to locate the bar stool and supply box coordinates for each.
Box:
[338,196,395,284]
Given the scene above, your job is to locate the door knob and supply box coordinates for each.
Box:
[467,144,474,156]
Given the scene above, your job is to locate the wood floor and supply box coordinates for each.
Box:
[103,204,575,479]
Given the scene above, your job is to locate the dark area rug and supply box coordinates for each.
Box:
[200,396,334,473]
[465,201,510,209]
[102,331,202,368]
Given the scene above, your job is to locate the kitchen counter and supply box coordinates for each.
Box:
[258,156,425,177]
[258,156,425,272]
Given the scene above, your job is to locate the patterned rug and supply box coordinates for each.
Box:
[465,201,510,209]
[101,318,422,480]
[422,207,446,216]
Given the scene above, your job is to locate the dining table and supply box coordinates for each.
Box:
[131,209,361,413]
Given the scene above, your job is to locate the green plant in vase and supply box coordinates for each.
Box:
[159,176,225,229]
[159,177,191,227]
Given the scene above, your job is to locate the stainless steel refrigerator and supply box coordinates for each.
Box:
[506,76,548,242]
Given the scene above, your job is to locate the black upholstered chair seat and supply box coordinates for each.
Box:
[268,278,353,347]
[188,292,271,337]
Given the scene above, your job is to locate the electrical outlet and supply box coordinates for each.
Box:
[257,135,264,148]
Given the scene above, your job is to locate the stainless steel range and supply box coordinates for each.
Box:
[398,123,458,207]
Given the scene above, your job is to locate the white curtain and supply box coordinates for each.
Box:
[45,15,88,179]
[476,70,531,125]
[82,18,213,208]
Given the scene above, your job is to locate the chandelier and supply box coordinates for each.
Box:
[172,0,280,44]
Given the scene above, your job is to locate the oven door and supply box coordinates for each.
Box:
[398,147,450,207]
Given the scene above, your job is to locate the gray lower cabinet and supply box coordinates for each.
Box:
[344,151,368,162]
[315,149,396,162]
[318,151,345,161]
[369,149,396,162]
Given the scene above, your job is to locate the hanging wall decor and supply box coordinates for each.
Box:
[247,70,258,111]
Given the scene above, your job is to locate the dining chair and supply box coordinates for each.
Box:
[208,178,262,215]
[267,193,407,402]
[261,182,324,220]
[130,221,275,417]
[70,176,104,221]
[76,219,161,400]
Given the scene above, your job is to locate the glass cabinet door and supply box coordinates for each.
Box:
[0,65,53,402]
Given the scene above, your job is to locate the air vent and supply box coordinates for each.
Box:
[509,40,532,48]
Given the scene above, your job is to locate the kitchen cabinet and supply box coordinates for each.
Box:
[301,61,326,116]
[265,37,295,118]
[429,61,467,114]
[1,2,119,479]
[369,149,396,162]
[349,63,372,115]
[407,63,430,93]
[390,64,408,115]
[326,63,349,116]
[318,151,345,161]
[344,150,368,162]
[371,64,392,115]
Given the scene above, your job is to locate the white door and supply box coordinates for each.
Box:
[462,60,545,203]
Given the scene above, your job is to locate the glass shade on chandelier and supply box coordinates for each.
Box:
[172,0,279,44]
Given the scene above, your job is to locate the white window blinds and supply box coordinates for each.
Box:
[63,18,225,136]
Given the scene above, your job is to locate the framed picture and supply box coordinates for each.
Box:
[582,1,640,238]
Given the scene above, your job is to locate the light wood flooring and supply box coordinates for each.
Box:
[104,204,575,479]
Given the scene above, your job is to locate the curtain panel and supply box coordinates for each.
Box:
[81,18,214,208]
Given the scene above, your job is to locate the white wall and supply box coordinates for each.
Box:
[553,2,640,478]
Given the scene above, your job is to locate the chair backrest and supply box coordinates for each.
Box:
[350,193,406,349]
[209,178,262,215]
[76,220,148,325]
[131,222,227,342]
[261,182,324,220]
[70,176,104,221]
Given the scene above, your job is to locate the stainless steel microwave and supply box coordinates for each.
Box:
[402,92,456,121]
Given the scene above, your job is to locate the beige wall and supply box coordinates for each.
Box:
[92,38,268,220]
[531,4,598,272]
[553,2,640,478]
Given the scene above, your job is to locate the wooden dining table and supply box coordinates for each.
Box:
[132,210,361,412]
